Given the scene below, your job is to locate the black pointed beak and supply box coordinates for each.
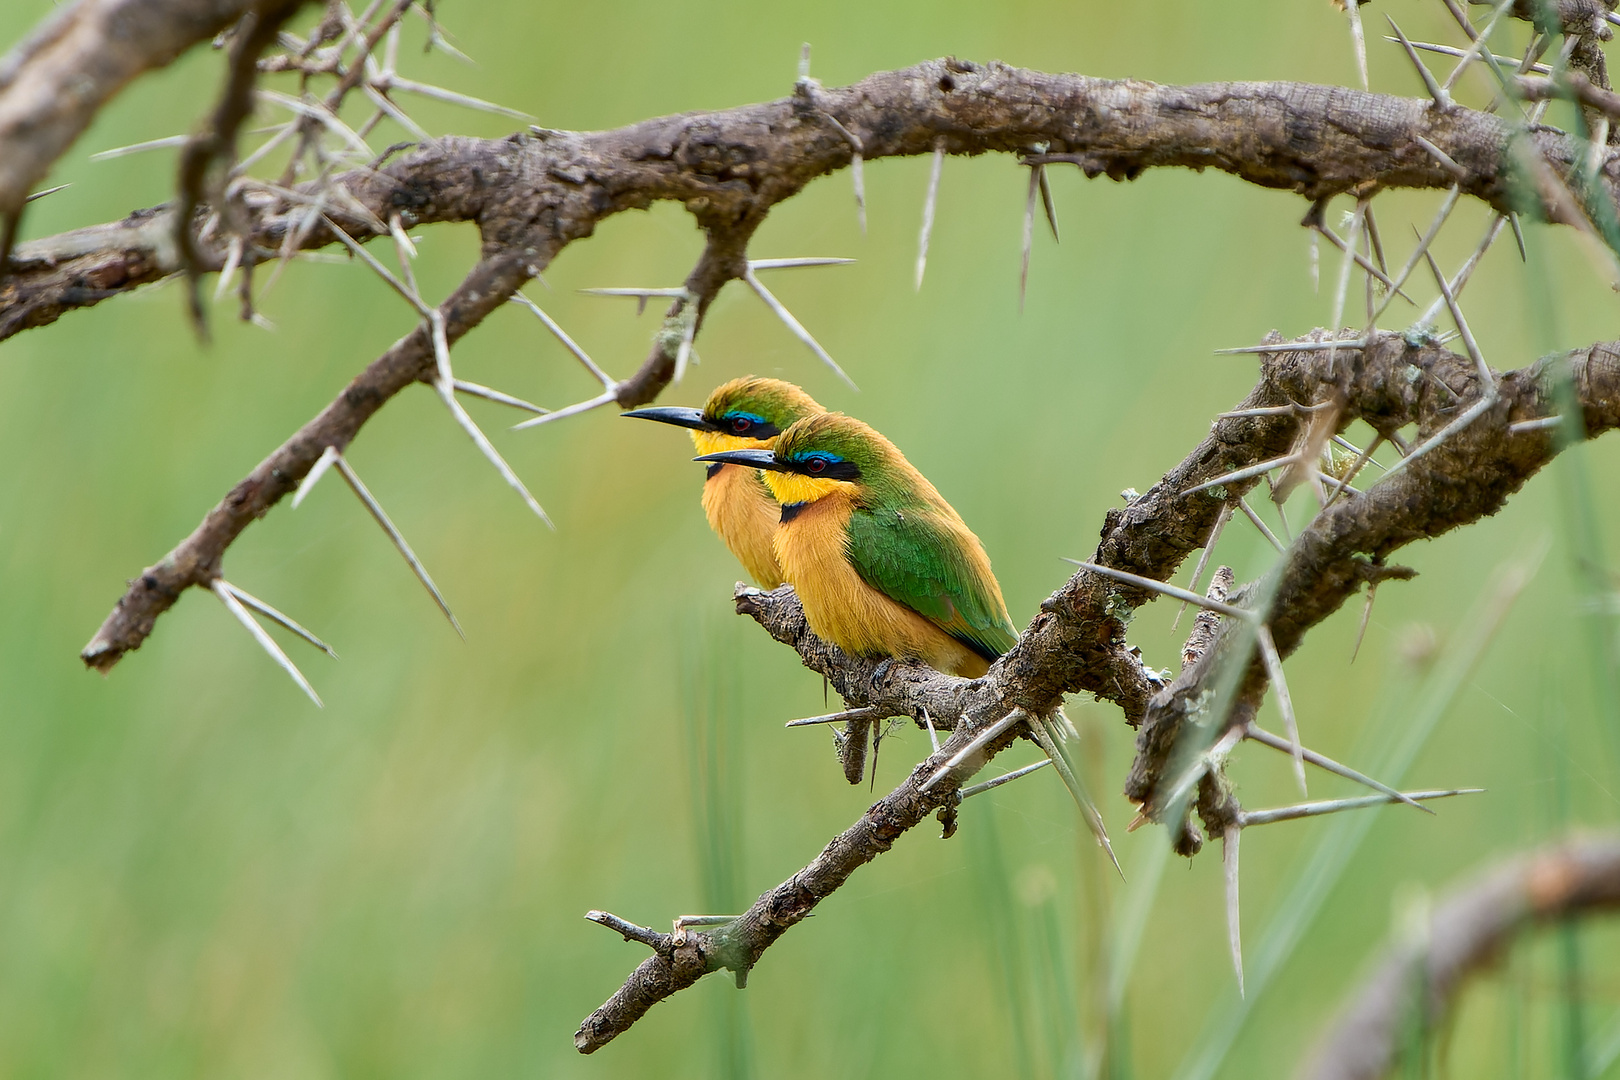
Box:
[621,405,717,431]
[694,448,789,471]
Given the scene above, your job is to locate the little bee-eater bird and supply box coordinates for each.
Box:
[698,412,1118,869]
[622,377,824,589]
[695,412,1016,679]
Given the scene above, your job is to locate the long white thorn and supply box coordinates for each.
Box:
[381,75,533,120]
[293,445,341,509]
[1062,559,1252,620]
[742,266,858,390]
[332,453,463,637]
[1345,0,1369,89]
[1181,454,1299,497]
[1030,715,1123,879]
[213,236,244,302]
[1244,721,1431,813]
[1020,164,1037,312]
[915,137,944,290]
[1325,201,1365,373]
[1223,824,1244,997]
[212,580,323,706]
[1038,164,1059,242]
[509,293,616,389]
[957,759,1050,800]
[784,707,879,728]
[511,389,620,431]
[1441,0,1516,92]
[1238,788,1482,827]
[1386,16,1452,108]
[435,387,552,524]
[1237,498,1285,553]
[321,215,433,319]
[1416,214,1507,328]
[1174,502,1234,632]
[1214,338,1366,355]
[89,135,190,161]
[1256,624,1306,796]
[453,380,548,415]
[1509,415,1564,434]
[217,580,338,658]
[923,707,940,753]
[748,257,856,270]
[919,708,1025,792]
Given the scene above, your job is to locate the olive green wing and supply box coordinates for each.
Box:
[846,505,1018,662]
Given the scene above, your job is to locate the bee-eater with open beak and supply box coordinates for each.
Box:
[622,377,824,589]
[696,412,1017,679]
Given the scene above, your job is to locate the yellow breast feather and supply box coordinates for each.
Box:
[773,494,988,678]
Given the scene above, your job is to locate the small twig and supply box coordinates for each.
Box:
[585,911,667,951]
[785,706,880,728]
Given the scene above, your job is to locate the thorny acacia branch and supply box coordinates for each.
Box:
[3,53,1617,669]
[0,0,310,265]
[1300,835,1620,1080]
[11,60,1620,339]
[577,330,1620,1049]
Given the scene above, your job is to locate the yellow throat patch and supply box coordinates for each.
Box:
[763,470,846,507]
[689,429,773,457]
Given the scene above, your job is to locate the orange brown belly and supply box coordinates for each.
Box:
[772,495,988,678]
[700,462,785,588]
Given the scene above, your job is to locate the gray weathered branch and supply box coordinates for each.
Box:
[6,61,1619,339]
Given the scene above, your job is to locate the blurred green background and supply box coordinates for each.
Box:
[4,1,1620,1076]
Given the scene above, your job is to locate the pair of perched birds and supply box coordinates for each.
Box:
[625,377,1018,680]
[629,378,1116,867]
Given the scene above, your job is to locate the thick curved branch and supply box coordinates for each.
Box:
[1125,332,1620,850]
[1299,835,1620,1080]
[5,59,1615,339]
[79,248,536,671]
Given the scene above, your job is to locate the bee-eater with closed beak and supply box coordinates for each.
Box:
[696,412,1016,679]
[623,377,824,589]
[696,412,1117,868]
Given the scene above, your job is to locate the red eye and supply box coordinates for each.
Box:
[731,417,751,434]
[807,458,826,473]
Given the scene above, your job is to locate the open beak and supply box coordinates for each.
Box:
[694,448,787,471]
[621,405,716,431]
